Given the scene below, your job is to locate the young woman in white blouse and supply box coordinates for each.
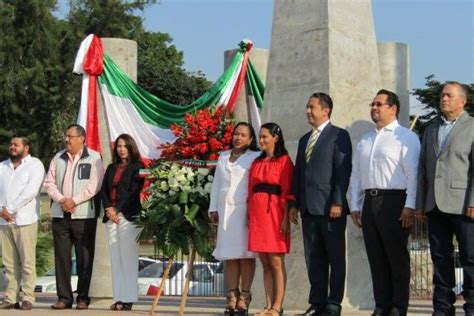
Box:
[209,122,260,314]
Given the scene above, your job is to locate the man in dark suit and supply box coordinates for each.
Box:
[290,92,352,316]
[416,81,474,316]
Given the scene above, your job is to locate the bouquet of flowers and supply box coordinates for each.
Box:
[160,106,234,161]
[136,106,234,259]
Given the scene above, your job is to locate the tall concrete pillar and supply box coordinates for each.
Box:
[377,42,411,127]
[89,38,138,301]
[257,0,382,311]
[224,48,269,123]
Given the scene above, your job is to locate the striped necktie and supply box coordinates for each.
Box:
[305,129,319,162]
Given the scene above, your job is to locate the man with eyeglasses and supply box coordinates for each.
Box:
[416,81,473,316]
[350,89,420,316]
[0,137,45,310]
[43,124,104,310]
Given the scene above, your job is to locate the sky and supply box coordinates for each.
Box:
[57,0,473,112]
[136,0,473,90]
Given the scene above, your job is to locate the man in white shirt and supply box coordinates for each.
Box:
[0,137,45,310]
[350,90,420,316]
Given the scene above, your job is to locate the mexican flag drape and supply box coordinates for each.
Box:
[73,34,265,160]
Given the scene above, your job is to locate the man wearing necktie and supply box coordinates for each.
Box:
[290,93,352,316]
[416,81,474,316]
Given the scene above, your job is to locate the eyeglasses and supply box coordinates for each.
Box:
[369,102,390,108]
[64,134,81,139]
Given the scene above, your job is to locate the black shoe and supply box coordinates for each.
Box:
[388,308,406,316]
[371,308,384,316]
[302,306,322,316]
[320,309,341,316]
[0,301,20,309]
[432,306,455,316]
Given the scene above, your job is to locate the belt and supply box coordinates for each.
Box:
[365,189,406,197]
[253,183,282,196]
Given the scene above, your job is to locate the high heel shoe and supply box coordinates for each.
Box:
[236,290,252,315]
[224,288,240,314]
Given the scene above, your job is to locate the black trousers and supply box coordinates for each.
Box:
[361,192,410,315]
[302,214,346,311]
[427,207,474,315]
[52,214,97,305]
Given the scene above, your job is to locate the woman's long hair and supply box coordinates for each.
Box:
[112,134,141,165]
[230,122,259,151]
[258,122,288,160]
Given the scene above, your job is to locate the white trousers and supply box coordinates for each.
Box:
[105,214,140,303]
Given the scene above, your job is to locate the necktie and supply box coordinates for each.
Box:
[305,129,319,162]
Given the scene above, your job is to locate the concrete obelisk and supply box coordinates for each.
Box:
[89,38,138,302]
[377,42,410,127]
[257,0,382,311]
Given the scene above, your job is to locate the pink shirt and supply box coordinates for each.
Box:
[44,148,104,208]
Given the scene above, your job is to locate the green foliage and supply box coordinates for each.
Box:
[36,232,54,276]
[411,75,474,134]
[135,162,215,260]
[0,0,211,162]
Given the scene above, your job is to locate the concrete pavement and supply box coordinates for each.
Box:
[0,293,467,315]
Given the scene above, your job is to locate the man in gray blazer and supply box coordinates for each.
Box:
[416,81,473,316]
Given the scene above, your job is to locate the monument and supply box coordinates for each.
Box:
[257,0,384,310]
[89,38,138,301]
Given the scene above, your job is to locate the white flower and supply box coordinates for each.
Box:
[168,177,179,189]
[197,168,209,176]
[207,175,214,182]
[160,181,169,191]
[204,182,213,193]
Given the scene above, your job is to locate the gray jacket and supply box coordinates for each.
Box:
[416,111,474,214]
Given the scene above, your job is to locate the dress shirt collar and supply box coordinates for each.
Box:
[441,111,464,125]
[7,154,31,169]
[312,120,331,134]
[376,119,399,133]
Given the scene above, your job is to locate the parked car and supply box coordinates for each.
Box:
[0,268,7,292]
[35,257,159,293]
[139,261,222,296]
[454,250,463,295]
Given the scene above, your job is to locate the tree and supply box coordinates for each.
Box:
[411,75,473,135]
[0,0,211,161]
[68,0,211,105]
[0,0,76,162]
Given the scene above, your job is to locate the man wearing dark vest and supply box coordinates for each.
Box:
[44,124,104,310]
[290,92,352,316]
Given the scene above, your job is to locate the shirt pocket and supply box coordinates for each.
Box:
[78,163,91,180]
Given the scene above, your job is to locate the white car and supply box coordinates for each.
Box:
[138,261,221,296]
[35,257,159,293]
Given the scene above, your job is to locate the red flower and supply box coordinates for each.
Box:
[208,153,218,161]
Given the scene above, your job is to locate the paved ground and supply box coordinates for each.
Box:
[0,293,467,315]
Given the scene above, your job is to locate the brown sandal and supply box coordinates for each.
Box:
[264,308,283,316]
[225,288,240,313]
[236,290,252,311]
[255,306,270,315]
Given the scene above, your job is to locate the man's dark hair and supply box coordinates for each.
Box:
[66,124,86,138]
[376,89,400,116]
[443,81,469,103]
[11,136,32,150]
[311,92,333,117]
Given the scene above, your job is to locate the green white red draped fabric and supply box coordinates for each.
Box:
[73,34,264,160]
